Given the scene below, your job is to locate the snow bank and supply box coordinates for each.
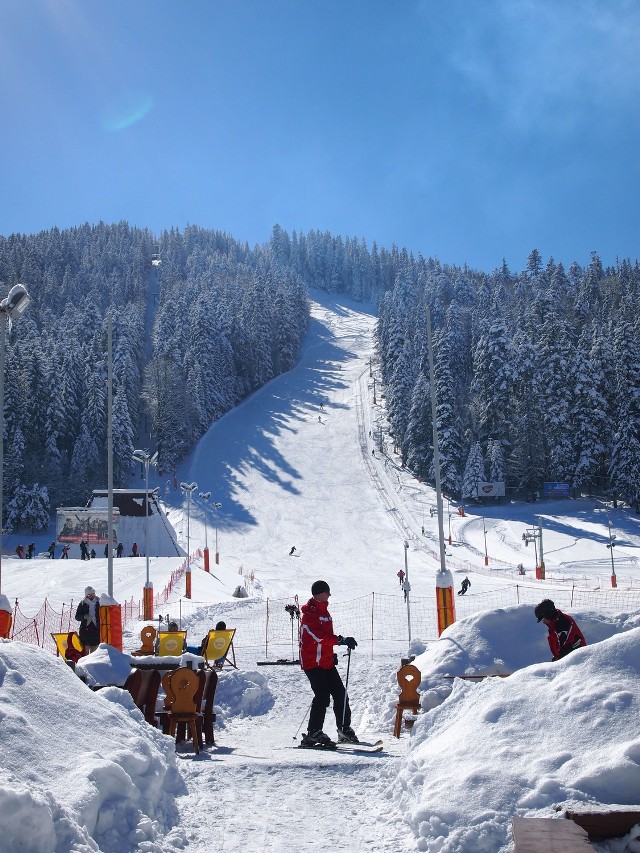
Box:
[0,640,182,853]
[215,669,274,719]
[392,609,640,853]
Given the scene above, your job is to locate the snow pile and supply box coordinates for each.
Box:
[75,643,133,688]
[215,669,275,719]
[392,609,640,853]
[0,640,182,853]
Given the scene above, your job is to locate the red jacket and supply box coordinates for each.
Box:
[299,597,339,670]
[546,610,586,660]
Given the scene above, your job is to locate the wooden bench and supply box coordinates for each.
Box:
[566,810,640,843]
[512,818,594,851]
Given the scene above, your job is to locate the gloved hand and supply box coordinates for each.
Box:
[338,636,357,650]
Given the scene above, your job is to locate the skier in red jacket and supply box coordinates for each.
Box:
[299,580,358,748]
[535,599,586,661]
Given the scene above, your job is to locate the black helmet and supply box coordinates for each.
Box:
[311,580,330,596]
[535,599,557,622]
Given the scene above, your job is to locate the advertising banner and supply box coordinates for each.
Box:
[542,482,571,498]
[56,508,120,544]
[475,482,505,498]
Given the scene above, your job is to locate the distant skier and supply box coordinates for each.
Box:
[397,569,405,587]
[535,599,586,661]
[289,546,297,556]
[61,544,70,559]
[80,540,89,561]
[402,578,411,602]
[116,542,123,558]
[458,577,471,595]
[132,542,138,557]
[47,541,56,559]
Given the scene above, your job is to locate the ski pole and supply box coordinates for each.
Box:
[293,702,312,741]
[341,647,352,730]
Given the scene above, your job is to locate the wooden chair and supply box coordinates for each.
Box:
[131,625,157,656]
[393,663,421,738]
[200,668,218,745]
[124,668,162,726]
[164,666,203,754]
[158,668,217,747]
[51,631,87,666]
[201,628,237,669]
[157,630,187,656]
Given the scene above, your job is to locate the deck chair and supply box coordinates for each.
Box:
[124,668,162,726]
[201,628,237,669]
[157,630,187,656]
[164,666,204,754]
[131,625,157,656]
[51,631,87,666]
[393,663,421,738]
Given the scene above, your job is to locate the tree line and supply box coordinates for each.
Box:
[1,222,638,532]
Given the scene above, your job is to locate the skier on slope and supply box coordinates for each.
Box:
[299,580,359,747]
[535,599,586,661]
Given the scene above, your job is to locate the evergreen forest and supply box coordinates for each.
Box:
[1,222,638,532]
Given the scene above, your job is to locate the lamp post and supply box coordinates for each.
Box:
[199,491,211,572]
[607,521,617,588]
[213,501,222,564]
[522,518,545,579]
[180,482,197,598]
[133,449,158,619]
[0,284,31,599]
[403,540,411,648]
[482,516,489,566]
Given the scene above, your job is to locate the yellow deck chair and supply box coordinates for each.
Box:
[51,631,86,664]
[157,630,187,656]
[202,628,237,669]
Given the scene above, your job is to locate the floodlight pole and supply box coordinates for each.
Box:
[426,308,456,636]
[214,501,222,564]
[0,284,31,601]
[133,449,157,618]
[107,313,114,598]
[607,521,617,588]
[180,482,197,598]
[403,540,411,647]
[199,491,211,572]
[483,516,489,566]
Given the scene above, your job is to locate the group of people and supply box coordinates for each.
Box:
[72,567,587,752]
[15,543,35,559]
[295,580,587,750]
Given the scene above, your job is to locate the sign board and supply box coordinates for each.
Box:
[543,482,570,498]
[56,508,120,544]
[475,482,505,498]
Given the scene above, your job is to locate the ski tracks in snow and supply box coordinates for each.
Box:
[171,655,417,852]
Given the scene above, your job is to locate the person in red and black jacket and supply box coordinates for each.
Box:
[299,580,358,747]
[535,599,586,661]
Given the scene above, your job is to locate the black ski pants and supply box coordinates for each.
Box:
[304,665,351,734]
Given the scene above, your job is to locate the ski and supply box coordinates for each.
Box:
[337,742,383,754]
[294,739,383,754]
[338,738,383,748]
[256,659,300,666]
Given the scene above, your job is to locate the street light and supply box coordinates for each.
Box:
[180,482,198,598]
[199,491,211,572]
[482,517,489,566]
[0,284,31,598]
[607,521,617,588]
[213,501,222,564]
[522,517,545,579]
[133,449,158,618]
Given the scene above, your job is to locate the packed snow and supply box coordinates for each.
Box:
[1,292,639,853]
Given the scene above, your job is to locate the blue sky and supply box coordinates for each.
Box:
[1,0,639,273]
